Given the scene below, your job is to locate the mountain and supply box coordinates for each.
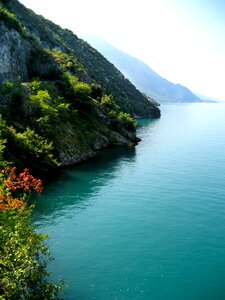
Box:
[0,0,160,118]
[0,0,160,173]
[194,92,219,103]
[84,35,202,104]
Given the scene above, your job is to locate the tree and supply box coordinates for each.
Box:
[0,166,63,299]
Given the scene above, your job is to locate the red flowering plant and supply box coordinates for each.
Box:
[0,166,43,211]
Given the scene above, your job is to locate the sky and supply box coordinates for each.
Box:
[19,0,225,100]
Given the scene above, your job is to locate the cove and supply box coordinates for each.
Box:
[33,103,225,300]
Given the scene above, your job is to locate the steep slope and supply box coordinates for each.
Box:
[84,35,202,103]
[0,0,160,174]
[0,0,160,118]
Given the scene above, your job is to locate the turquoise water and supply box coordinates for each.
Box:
[33,104,225,300]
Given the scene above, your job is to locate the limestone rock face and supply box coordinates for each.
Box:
[0,24,29,83]
[56,127,139,166]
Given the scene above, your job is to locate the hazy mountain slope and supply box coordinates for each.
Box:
[84,35,202,103]
[194,92,218,103]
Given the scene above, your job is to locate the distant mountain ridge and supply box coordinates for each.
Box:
[194,92,219,103]
[84,35,203,104]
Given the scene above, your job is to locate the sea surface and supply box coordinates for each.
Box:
[33,103,225,300]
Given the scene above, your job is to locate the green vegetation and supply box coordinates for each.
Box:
[0,208,62,299]
[2,0,160,118]
[0,166,63,299]
[0,37,140,173]
[0,4,28,38]
[49,50,85,74]
[0,69,137,173]
[117,112,137,131]
[0,5,21,31]
[0,116,58,173]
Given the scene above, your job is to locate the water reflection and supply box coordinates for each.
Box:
[137,118,159,128]
[32,146,136,224]
[137,118,160,139]
[32,117,163,225]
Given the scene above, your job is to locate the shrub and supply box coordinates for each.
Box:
[100,94,119,111]
[0,209,63,299]
[117,112,137,131]
[29,80,42,93]
[0,166,63,299]
[15,128,59,171]
[30,90,58,118]
[61,73,94,114]
[0,119,59,173]
[49,50,85,74]
[1,81,24,118]
[0,5,24,34]
[110,111,137,132]
[0,166,42,210]
[91,83,103,100]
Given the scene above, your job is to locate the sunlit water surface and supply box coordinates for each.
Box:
[33,104,225,299]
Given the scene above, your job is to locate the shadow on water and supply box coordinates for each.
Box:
[32,145,136,223]
[32,118,162,224]
[137,118,160,133]
[137,118,159,128]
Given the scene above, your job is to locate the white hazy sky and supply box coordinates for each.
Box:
[19,0,225,100]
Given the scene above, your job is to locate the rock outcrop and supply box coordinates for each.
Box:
[0,0,160,172]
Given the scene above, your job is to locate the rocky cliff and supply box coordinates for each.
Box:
[0,0,160,117]
[0,0,160,173]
